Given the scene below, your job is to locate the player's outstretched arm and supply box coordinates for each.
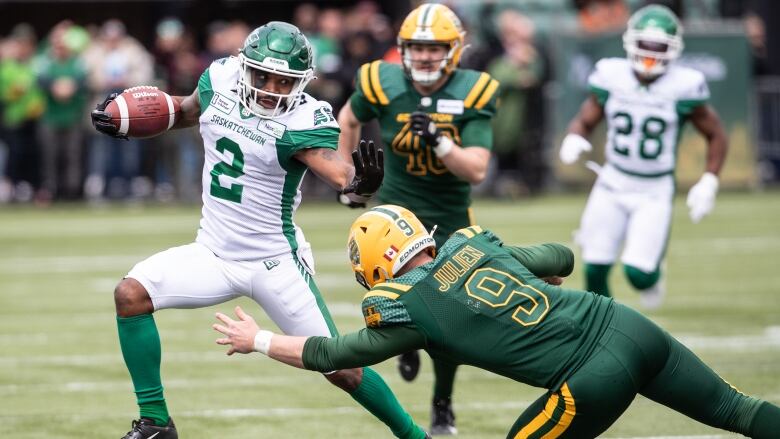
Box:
[170,88,202,130]
[214,306,423,372]
[686,104,728,223]
[214,306,310,368]
[337,102,363,164]
[560,95,604,164]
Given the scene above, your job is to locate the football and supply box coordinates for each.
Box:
[105,86,180,138]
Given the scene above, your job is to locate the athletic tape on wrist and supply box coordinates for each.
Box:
[253,330,274,355]
[434,136,455,157]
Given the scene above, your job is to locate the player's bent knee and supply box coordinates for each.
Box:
[324,368,363,392]
[114,278,154,317]
[624,265,660,290]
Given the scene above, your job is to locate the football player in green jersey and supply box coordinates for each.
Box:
[336,3,500,433]
[92,22,428,439]
[214,205,780,439]
[559,5,728,308]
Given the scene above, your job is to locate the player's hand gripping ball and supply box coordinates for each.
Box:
[91,86,179,139]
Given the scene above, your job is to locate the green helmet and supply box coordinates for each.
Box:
[623,5,683,79]
[238,21,314,119]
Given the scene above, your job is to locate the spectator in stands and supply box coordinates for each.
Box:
[487,9,548,196]
[152,18,204,202]
[82,19,153,201]
[36,20,89,201]
[572,0,629,33]
[0,23,45,203]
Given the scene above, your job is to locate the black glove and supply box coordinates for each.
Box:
[342,139,384,196]
[91,92,128,140]
[410,110,441,146]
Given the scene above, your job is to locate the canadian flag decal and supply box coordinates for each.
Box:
[383,245,399,261]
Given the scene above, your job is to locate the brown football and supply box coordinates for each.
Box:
[105,86,180,138]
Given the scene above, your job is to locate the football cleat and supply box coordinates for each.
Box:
[121,417,178,439]
[430,397,457,436]
[397,350,421,382]
[639,278,666,310]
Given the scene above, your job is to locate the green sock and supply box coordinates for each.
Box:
[117,314,169,426]
[350,367,426,439]
[585,263,612,297]
[432,358,457,400]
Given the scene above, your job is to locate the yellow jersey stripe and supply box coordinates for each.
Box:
[375,282,412,292]
[467,225,483,235]
[364,290,399,300]
[464,73,490,108]
[475,79,500,110]
[514,392,560,439]
[360,63,377,104]
[541,383,576,439]
[369,61,389,105]
[457,228,475,238]
[467,207,475,226]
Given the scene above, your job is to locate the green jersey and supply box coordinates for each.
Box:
[303,227,615,391]
[349,61,499,242]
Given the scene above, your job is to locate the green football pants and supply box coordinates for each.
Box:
[507,304,779,438]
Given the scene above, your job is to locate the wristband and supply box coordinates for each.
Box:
[433,136,455,158]
[253,330,274,355]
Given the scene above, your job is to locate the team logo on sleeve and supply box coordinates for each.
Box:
[313,106,335,126]
[363,305,382,327]
[383,245,399,261]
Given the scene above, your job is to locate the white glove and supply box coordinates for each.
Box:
[686,172,719,223]
[559,133,592,165]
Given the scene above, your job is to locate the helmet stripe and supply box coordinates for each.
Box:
[464,73,491,108]
[475,79,500,110]
[360,63,378,104]
[369,61,389,105]
[418,4,433,27]
[371,206,400,220]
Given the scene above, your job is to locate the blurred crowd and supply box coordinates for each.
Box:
[0,0,776,205]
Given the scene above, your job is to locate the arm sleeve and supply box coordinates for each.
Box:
[460,116,493,149]
[301,326,426,372]
[676,72,710,116]
[504,243,575,278]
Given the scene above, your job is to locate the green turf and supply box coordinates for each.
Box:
[1,192,778,438]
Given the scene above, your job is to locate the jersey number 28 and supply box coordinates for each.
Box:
[612,112,667,160]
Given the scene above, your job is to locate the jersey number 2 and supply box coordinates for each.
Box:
[210,137,244,203]
[465,268,550,326]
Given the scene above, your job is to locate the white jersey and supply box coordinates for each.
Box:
[588,58,709,177]
[194,56,340,261]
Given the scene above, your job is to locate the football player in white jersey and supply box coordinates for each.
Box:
[91,22,429,439]
[559,5,728,308]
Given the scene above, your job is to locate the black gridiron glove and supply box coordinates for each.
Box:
[342,139,384,197]
[91,92,128,140]
[410,110,441,146]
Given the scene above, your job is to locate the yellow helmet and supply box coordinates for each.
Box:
[347,205,436,289]
[397,3,466,85]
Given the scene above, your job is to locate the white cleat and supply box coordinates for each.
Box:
[639,279,666,310]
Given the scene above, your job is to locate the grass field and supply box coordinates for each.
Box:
[1,191,779,438]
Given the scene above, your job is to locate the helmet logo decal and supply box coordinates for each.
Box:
[383,245,400,261]
[262,57,289,69]
[348,236,361,266]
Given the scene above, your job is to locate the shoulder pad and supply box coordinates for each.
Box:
[452,70,500,114]
[361,282,414,328]
[454,225,484,239]
[283,95,340,132]
[356,60,406,106]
